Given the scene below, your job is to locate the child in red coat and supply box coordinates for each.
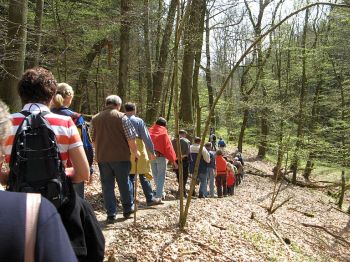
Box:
[226,160,235,195]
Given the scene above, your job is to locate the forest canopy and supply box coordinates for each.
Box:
[0,0,349,185]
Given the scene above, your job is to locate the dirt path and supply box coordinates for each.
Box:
[85,159,350,261]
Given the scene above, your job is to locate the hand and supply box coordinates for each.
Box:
[0,171,9,186]
[173,162,178,169]
[134,150,141,160]
[149,153,156,161]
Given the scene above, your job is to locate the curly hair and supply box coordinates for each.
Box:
[17,67,57,105]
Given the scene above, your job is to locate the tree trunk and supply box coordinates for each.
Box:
[179,0,206,124]
[73,38,110,112]
[146,0,177,124]
[154,0,163,65]
[0,0,28,111]
[238,108,249,153]
[205,9,215,126]
[143,0,153,113]
[118,0,132,102]
[30,0,44,67]
[291,8,309,184]
[192,4,206,135]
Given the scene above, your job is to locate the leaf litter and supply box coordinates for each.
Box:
[85,153,350,262]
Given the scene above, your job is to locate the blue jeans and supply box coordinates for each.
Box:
[198,172,208,197]
[98,161,134,216]
[129,174,155,203]
[207,168,215,197]
[151,157,167,199]
[73,182,84,199]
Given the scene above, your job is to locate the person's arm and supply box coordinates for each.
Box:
[36,198,78,262]
[66,119,89,182]
[202,147,210,163]
[66,146,89,182]
[122,116,140,159]
[127,139,141,159]
[139,120,155,154]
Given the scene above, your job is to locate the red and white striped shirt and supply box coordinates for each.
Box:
[4,103,83,165]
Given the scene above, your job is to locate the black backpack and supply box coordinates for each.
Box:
[7,110,71,208]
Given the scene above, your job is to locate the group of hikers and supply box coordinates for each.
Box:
[0,66,245,261]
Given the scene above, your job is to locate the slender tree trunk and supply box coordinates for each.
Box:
[143,0,153,112]
[154,0,163,65]
[192,4,206,135]
[94,54,100,113]
[0,0,28,111]
[73,39,110,112]
[118,0,132,102]
[146,0,177,124]
[205,9,215,126]
[291,8,309,184]
[179,0,206,124]
[31,0,44,67]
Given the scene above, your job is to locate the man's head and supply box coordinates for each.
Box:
[124,102,136,116]
[18,67,57,105]
[179,129,187,138]
[155,117,167,127]
[205,142,212,150]
[194,137,201,144]
[105,95,122,110]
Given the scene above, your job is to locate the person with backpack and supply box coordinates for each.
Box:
[172,129,191,198]
[2,67,105,262]
[218,137,226,150]
[189,137,210,198]
[204,142,216,198]
[209,133,217,151]
[0,99,77,262]
[51,82,94,199]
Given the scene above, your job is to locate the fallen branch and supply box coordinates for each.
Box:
[246,164,341,189]
[269,196,293,214]
[266,220,291,259]
[301,223,350,246]
[211,224,227,230]
[330,206,350,216]
[288,207,315,218]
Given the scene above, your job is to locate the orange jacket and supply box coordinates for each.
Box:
[216,155,227,175]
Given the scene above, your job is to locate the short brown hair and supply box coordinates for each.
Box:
[18,67,57,105]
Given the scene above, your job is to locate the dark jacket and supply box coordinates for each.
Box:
[59,189,105,262]
[0,191,77,262]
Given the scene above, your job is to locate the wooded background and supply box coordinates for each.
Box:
[0,0,349,185]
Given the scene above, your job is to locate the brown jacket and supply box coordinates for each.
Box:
[91,106,130,162]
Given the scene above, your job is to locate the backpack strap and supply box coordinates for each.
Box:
[20,110,50,117]
[25,193,41,262]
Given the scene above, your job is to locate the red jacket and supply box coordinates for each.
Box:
[227,170,235,186]
[149,124,176,162]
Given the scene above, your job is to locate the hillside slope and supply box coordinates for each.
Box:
[86,159,350,261]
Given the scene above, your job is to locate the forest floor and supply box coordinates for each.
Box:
[86,148,350,262]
